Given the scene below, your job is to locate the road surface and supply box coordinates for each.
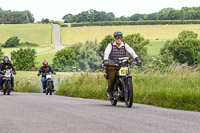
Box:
[0,93,199,133]
[37,24,65,56]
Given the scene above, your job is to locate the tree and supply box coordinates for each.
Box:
[178,31,198,40]
[160,31,200,66]
[11,48,37,71]
[77,41,102,71]
[62,14,73,23]
[0,48,4,59]
[41,18,49,24]
[2,36,20,47]
[123,33,150,58]
[52,48,76,72]
[98,35,114,52]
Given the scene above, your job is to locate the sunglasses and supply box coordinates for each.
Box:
[115,36,122,40]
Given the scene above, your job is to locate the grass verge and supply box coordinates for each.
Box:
[55,69,200,111]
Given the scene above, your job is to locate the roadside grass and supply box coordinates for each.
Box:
[0,24,52,47]
[14,71,71,93]
[61,24,200,45]
[55,66,200,112]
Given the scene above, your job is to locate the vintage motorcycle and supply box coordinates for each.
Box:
[104,57,138,108]
[44,73,53,95]
[2,69,13,95]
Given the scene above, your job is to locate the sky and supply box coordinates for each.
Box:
[0,0,200,22]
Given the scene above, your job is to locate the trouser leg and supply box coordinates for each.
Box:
[42,77,46,89]
[0,75,3,88]
[107,66,119,93]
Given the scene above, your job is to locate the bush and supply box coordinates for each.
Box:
[71,20,200,27]
[2,36,20,47]
[178,31,198,40]
[19,42,39,47]
[52,48,76,72]
[160,31,200,66]
[98,35,114,53]
[123,33,149,58]
[77,41,102,71]
[11,48,37,71]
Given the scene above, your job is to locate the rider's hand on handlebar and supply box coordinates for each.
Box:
[135,57,142,66]
[13,71,16,75]
[53,72,56,75]
[37,73,40,76]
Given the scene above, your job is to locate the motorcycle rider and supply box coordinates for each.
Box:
[0,56,16,91]
[104,31,142,99]
[37,60,56,92]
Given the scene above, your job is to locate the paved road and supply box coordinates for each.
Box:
[0,93,199,133]
[37,24,65,56]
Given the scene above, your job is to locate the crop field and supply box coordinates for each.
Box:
[0,24,53,47]
[61,24,200,45]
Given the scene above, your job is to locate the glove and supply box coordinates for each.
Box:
[135,57,142,66]
[53,72,56,75]
[103,60,110,66]
[37,73,40,76]
[13,71,16,75]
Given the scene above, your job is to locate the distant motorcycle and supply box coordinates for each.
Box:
[2,69,13,95]
[104,57,138,108]
[44,73,53,95]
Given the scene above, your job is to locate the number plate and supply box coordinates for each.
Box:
[119,67,129,76]
[46,74,51,79]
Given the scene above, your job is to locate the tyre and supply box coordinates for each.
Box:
[124,77,133,108]
[3,89,6,95]
[110,99,117,106]
[7,81,11,95]
[48,82,52,95]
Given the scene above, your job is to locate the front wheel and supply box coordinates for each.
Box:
[6,81,11,95]
[124,77,133,108]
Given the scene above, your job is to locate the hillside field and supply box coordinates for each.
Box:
[61,24,200,45]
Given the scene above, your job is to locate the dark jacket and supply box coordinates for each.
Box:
[38,66,55,77]
[0,63,16,74]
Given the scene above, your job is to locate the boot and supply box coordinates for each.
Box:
[11,88,15,91]
[107,92,113,100]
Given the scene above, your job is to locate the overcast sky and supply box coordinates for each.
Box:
[1,0,200,21]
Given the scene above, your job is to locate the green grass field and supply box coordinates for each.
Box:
[146,41,166,55]
[36,52,56,66]
[61,24,200,45]
[0,24,53,47]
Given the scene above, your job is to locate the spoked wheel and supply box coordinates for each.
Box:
[49,82,52,95]
[124,77,133,108]
[6,81,11,95]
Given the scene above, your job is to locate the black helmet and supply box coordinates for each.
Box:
[3,56,10,63]
[113,31,123,38]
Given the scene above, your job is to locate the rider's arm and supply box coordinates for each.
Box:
[49,66,55,74]
[125,43,138,59]
[104,43,112,60]
[38,67,43,75]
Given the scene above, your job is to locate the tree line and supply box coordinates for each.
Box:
[62,6,200,23]
[0,8,34,24]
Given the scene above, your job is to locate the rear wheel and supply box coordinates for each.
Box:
[124,77,133,108]
[49,82,52,95]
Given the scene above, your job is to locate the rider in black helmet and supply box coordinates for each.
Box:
[0,56,16,91]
